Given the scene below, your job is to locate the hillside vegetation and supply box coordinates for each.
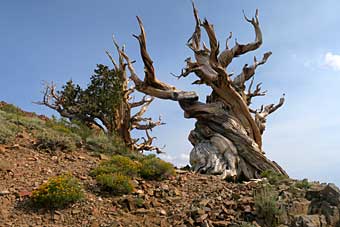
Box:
[1,102,340,227]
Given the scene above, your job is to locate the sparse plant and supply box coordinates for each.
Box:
[260,170,288,185]
[45,116,73,134]
[254,185,282,227]
[85,133,127,155]
[294,178,311,190]
[0,102,25,116]
[0,115,17,144]
[139,155,175,181]
[96,173,134,195]
[31,174,84,209]
[34,130,81,152]
[135,197,144,208]
[240,223,256,227]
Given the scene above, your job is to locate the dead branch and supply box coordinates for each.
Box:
[254,95,285,134]
[218,9,262,68]
[233,51,272,90]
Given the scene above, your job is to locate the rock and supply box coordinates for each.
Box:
[160,184,169,191]
[211,220,230,227]
[306,185,325,201]
[72,209,81,214]
[199,199,210,207]
[195,213,208,223]
[321,183,340,206]
[0,190,10,196]
[288,199,310,215]
[99,154,110,161]
[18,190,31,197]
[159,209,167,215]
[293,215,327,227]
[11,144,20,149]
[90,221,99,227]
[0,160,12,172]
[319,201,339,226]
[121,197,136,211]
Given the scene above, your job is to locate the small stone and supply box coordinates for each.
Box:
[199,199,210,207]
[0,190,10,196]
[196,213,208,223]
[160,184,169,191]
[12,144,20,149]
[159,209,167,215]
[0,160,12,171]
[18,190,32,197]
[90,221,99,227]
[99,154,110,161]
[134,189,144,195]
[0,146,5,153]
[72,209,81,214]
[79,175,87,180]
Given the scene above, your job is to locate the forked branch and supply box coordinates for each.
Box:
[218,9,262,68]
[254,95,285,134]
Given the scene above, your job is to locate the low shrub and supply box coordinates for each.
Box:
[260,170,287,185]
[85,133,127,155]
[139,155,175,181]
[240,223,256,227]
[96,173,134,195]
[294,178,311,190]
[69,120,94,141]
[0,103,25,116]
[45,116,73,134]
[35,130,81,152]
[90,155,141,177]
[254,185,282,227]
[0,122,17,144]
[31,174,84,209]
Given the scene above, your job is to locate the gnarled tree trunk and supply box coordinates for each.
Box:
[113,3,287,180]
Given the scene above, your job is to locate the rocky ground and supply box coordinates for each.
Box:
[1,125,340,226]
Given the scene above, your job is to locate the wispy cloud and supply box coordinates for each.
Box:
[324,52,340,71]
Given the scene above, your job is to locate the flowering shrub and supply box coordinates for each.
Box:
[31,174,84,209]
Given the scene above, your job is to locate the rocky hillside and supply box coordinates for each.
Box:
[1,102,340,227]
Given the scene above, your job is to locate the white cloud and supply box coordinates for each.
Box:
[324,52,340,71]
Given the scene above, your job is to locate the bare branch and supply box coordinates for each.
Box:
[187,0,201,52]
[133,130,164,153]
[218,9,263,68]
[105,51,118,71]
[246,80,267,106]
[131,96,154,120]
[130,95,153,108]
[233,51,272,90]
[254,94,285,134]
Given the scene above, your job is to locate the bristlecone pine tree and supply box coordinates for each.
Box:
[110,2,287,180]
[37,56,164,153]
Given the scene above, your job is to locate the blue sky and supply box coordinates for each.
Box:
[1,0,340,184]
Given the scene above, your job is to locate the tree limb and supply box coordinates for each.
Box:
[218,9,262,68]
[254,95,285,134]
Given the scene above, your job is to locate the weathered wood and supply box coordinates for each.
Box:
[115,2,286,180]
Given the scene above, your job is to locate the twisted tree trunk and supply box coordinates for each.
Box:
[113,3,287,180]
